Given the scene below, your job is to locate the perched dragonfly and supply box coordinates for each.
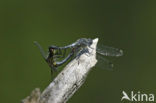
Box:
[34,38,92,72]
[52,38,123,70]
[34,38,123,75]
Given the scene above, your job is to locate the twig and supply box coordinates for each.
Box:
[22,38,98,103]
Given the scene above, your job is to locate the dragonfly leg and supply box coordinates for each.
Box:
[50,67,58,79]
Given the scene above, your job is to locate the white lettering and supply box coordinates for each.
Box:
[121,91,155,102]
[131,91,137,101]
[149,94,154,101]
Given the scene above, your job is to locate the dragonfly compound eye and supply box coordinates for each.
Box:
[49,48,53,53]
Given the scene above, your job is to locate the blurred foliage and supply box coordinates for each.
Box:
[0,0,156,103]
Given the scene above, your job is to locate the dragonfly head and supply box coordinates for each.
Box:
[49,45,59,54]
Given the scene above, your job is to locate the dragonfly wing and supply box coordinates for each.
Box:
[96,54,114,70]
[97,44,123,57]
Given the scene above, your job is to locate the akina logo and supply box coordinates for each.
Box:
[121,91,155,102]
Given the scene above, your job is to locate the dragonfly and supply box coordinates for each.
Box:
[34,38,123,75]
[34,38,92,72]
[53,38,123,70]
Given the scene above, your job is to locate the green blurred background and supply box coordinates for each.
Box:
[0,0,156,103]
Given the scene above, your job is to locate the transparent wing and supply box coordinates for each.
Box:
[96,54,114,70]
[97,44,123,57]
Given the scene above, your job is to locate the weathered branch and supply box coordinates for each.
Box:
[22,38,98,103]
